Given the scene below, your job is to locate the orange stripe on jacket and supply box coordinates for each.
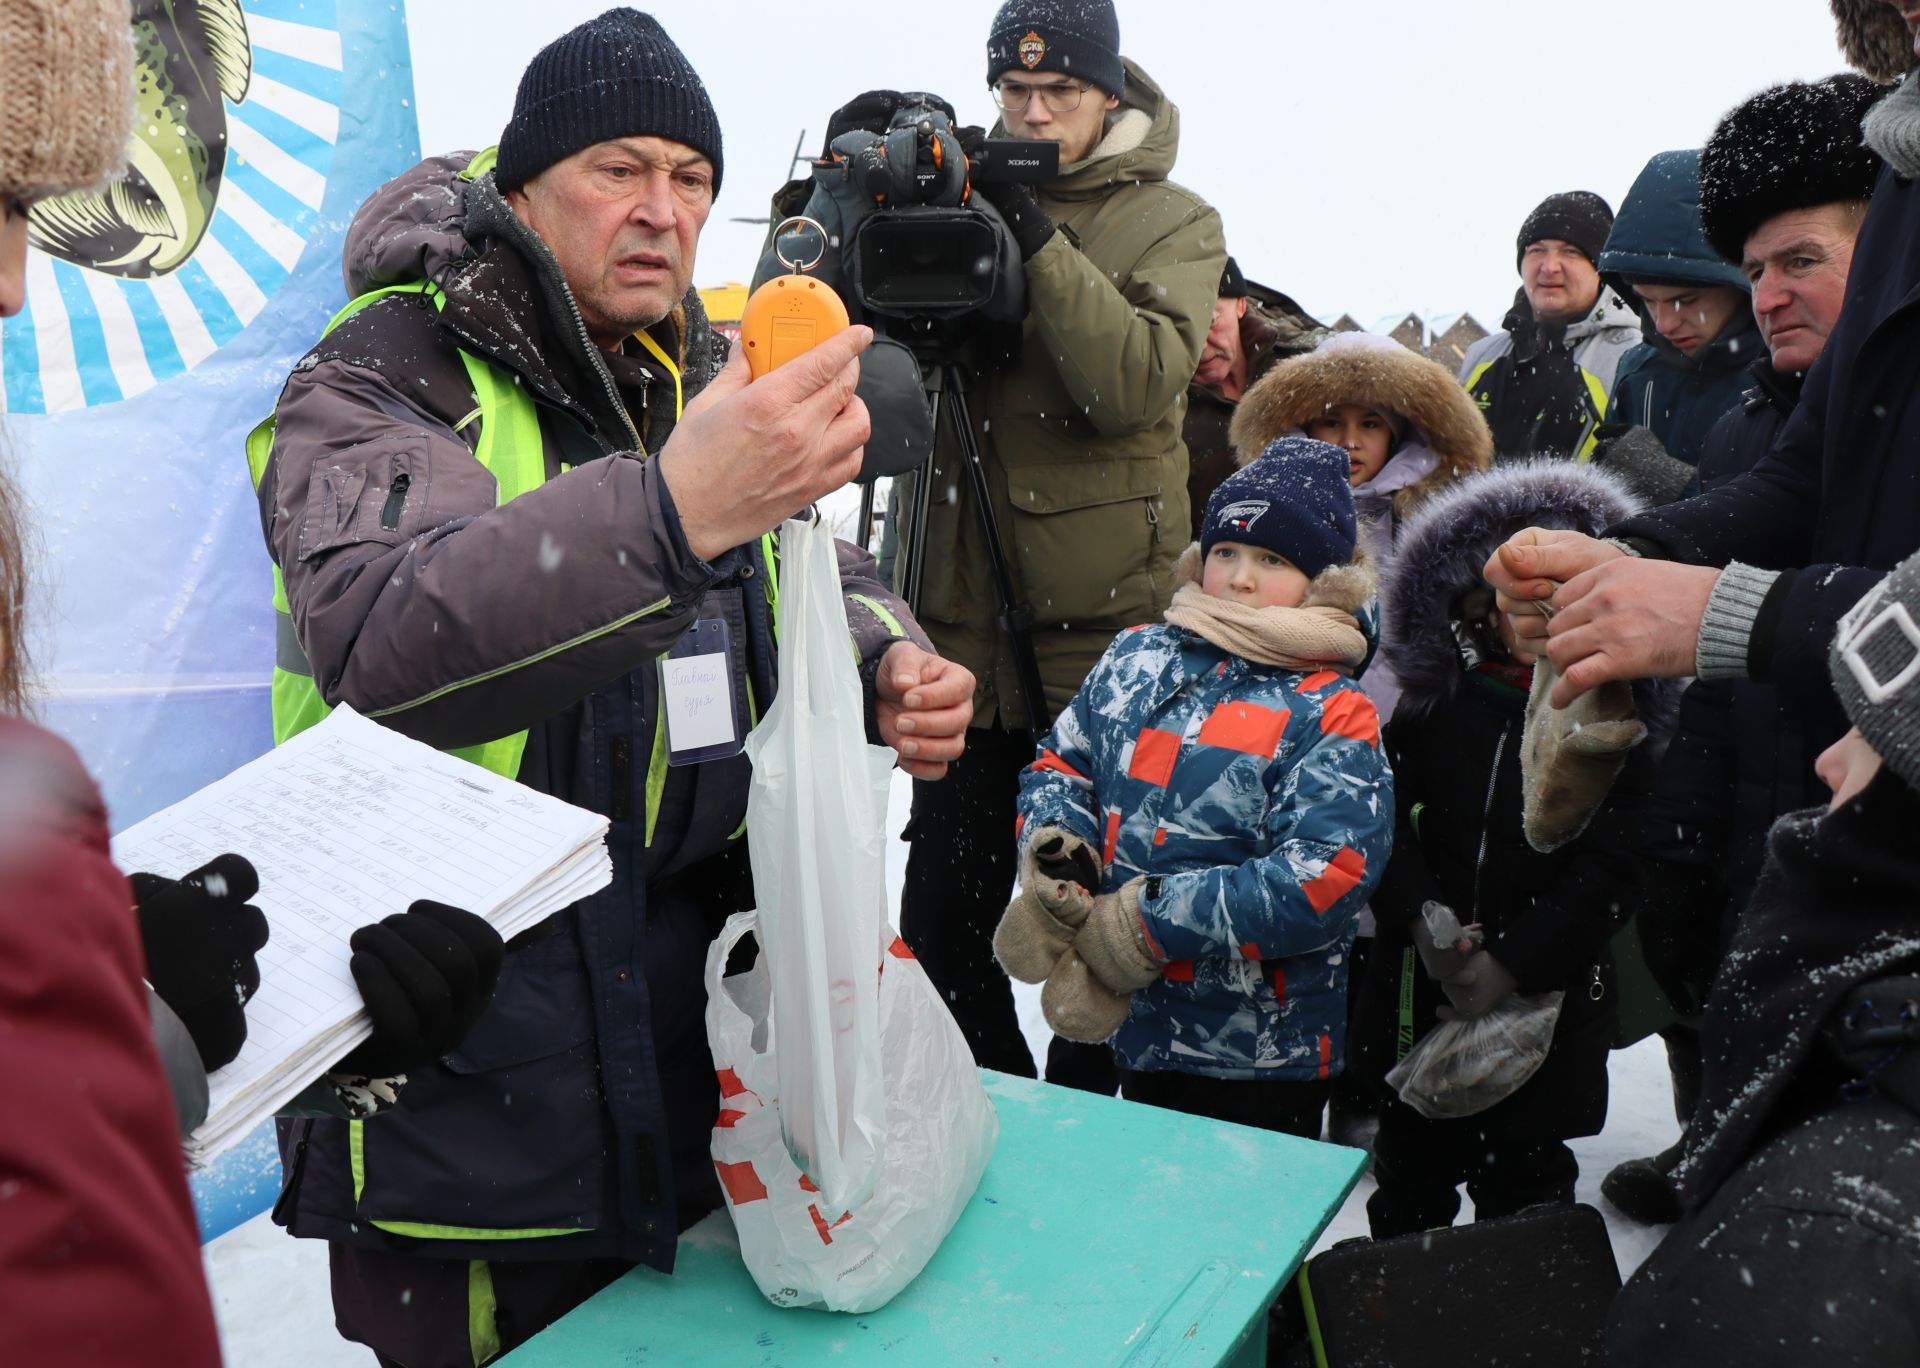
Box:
[1197,700,1291,757]
[1303,846,1368,914]
[1319,690,1381,748]
[1127,728,1181,787]
[1030,749,1087,780]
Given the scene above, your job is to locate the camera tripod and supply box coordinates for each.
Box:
[857,354,1051,734]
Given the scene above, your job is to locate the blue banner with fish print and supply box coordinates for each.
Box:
[1,0,419,829]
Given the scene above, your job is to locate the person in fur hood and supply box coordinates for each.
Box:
[1352,460,1672,1237]
[996,438,1392,1138]
[1228,329,1494,724]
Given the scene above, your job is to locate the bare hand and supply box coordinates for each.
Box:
[1543,559,1721,706]
[658,327,874,561]
[875,642,974,781]
[1482,529,1624,662]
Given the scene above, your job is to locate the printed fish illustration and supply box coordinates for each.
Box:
[28,0,252,279]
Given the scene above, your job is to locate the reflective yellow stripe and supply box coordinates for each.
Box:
[468,1262,501,1367]
[630,328,684,419]
[1463,359,1496,410]
[645,676,670,848]
[1575,368,1611,463]
[369,596,673,721]
[350,1118,366,1202]
[349,1120,588,1243]
[368,1220,589,1241]
[848,592,908,639]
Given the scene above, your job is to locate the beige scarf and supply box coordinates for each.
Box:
[1161,549,1374,671]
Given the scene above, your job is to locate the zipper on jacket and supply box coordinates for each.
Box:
[379,472,411,531]
[610,734,632,823]
[270,1119,317,1230]
[1146,501,1161,545]
[1470,722,1513,922]
[1589,962,1606,1002]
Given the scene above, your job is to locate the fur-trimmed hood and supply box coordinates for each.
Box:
[1227,331,1493,524]
[1382,461,1672,725]
[1832,0,1914,82]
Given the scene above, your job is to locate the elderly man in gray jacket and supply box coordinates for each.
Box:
[254,11,971,1366]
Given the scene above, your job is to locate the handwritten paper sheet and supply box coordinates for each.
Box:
[112,706,611,1164]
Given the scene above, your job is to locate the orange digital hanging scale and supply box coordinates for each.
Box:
[739,215,849,379]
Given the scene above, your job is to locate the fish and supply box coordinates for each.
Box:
[27,0,252,279]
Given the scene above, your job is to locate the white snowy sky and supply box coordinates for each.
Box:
[407,1,1855,328]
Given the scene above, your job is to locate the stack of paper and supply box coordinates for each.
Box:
[111,706,612,1166]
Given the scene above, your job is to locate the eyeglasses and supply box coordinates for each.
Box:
[990,78,1093,114]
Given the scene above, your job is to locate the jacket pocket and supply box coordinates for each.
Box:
[297,444,427,563]
[350,930,607,1236]
[1004,457,1177,629]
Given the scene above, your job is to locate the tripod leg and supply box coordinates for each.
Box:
[941,365,1051,733]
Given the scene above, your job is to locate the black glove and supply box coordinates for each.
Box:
[333,901,505,1077]
[132,854,269,1072]
[970,176,1055,261]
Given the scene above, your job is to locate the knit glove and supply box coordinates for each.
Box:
[1041,878,1160,1043]
[1437,951,1519,1021]
[994,828,1100,983]
[333,901,505,1077]
[131,854,270,1072]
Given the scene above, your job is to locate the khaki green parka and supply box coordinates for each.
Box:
[904,59,1226,729]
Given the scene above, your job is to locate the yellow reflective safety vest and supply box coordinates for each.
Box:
[245,279,558,779]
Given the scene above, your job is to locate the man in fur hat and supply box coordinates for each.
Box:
[1487,0,1917,851]
[1605,72,1888,1225]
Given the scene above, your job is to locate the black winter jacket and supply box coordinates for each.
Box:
[1637,362,1803,985]
[1613,165,1920,823]
[1352,672,1651,1140]
[1353,461,1661,1140]
[1605,315,1765,472]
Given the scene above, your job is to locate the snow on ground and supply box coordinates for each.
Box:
[206,774,1680,1365]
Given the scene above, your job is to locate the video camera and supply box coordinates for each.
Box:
[767,94,1056,326]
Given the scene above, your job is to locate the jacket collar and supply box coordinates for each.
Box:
[437,172,709,454]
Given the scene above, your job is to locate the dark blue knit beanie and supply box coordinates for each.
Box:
[986,0,1124,97]
[1201,437,1358,579]
[496,9,723,193]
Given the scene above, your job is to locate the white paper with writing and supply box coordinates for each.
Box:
[662,650,737,754]
[111,705,611,1165]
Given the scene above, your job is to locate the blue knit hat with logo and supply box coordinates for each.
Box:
[1201,437,1358,579]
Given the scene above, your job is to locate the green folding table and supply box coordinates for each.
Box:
[499,1069,1364,1368]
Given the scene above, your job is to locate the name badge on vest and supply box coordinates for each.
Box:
[661,619,741,765]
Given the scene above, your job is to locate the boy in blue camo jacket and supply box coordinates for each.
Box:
[996,437,1394,1137]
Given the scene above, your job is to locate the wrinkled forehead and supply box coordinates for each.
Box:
[576,134,713,173]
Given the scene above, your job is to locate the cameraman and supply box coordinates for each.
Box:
[900,0,1226,1084]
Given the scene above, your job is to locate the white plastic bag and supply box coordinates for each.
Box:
[1386,991,1566,1120]
[705,911,999,1312]
[740,514,894,1213]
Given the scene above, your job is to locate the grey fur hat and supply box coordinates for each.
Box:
[1830,551,1920,792]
